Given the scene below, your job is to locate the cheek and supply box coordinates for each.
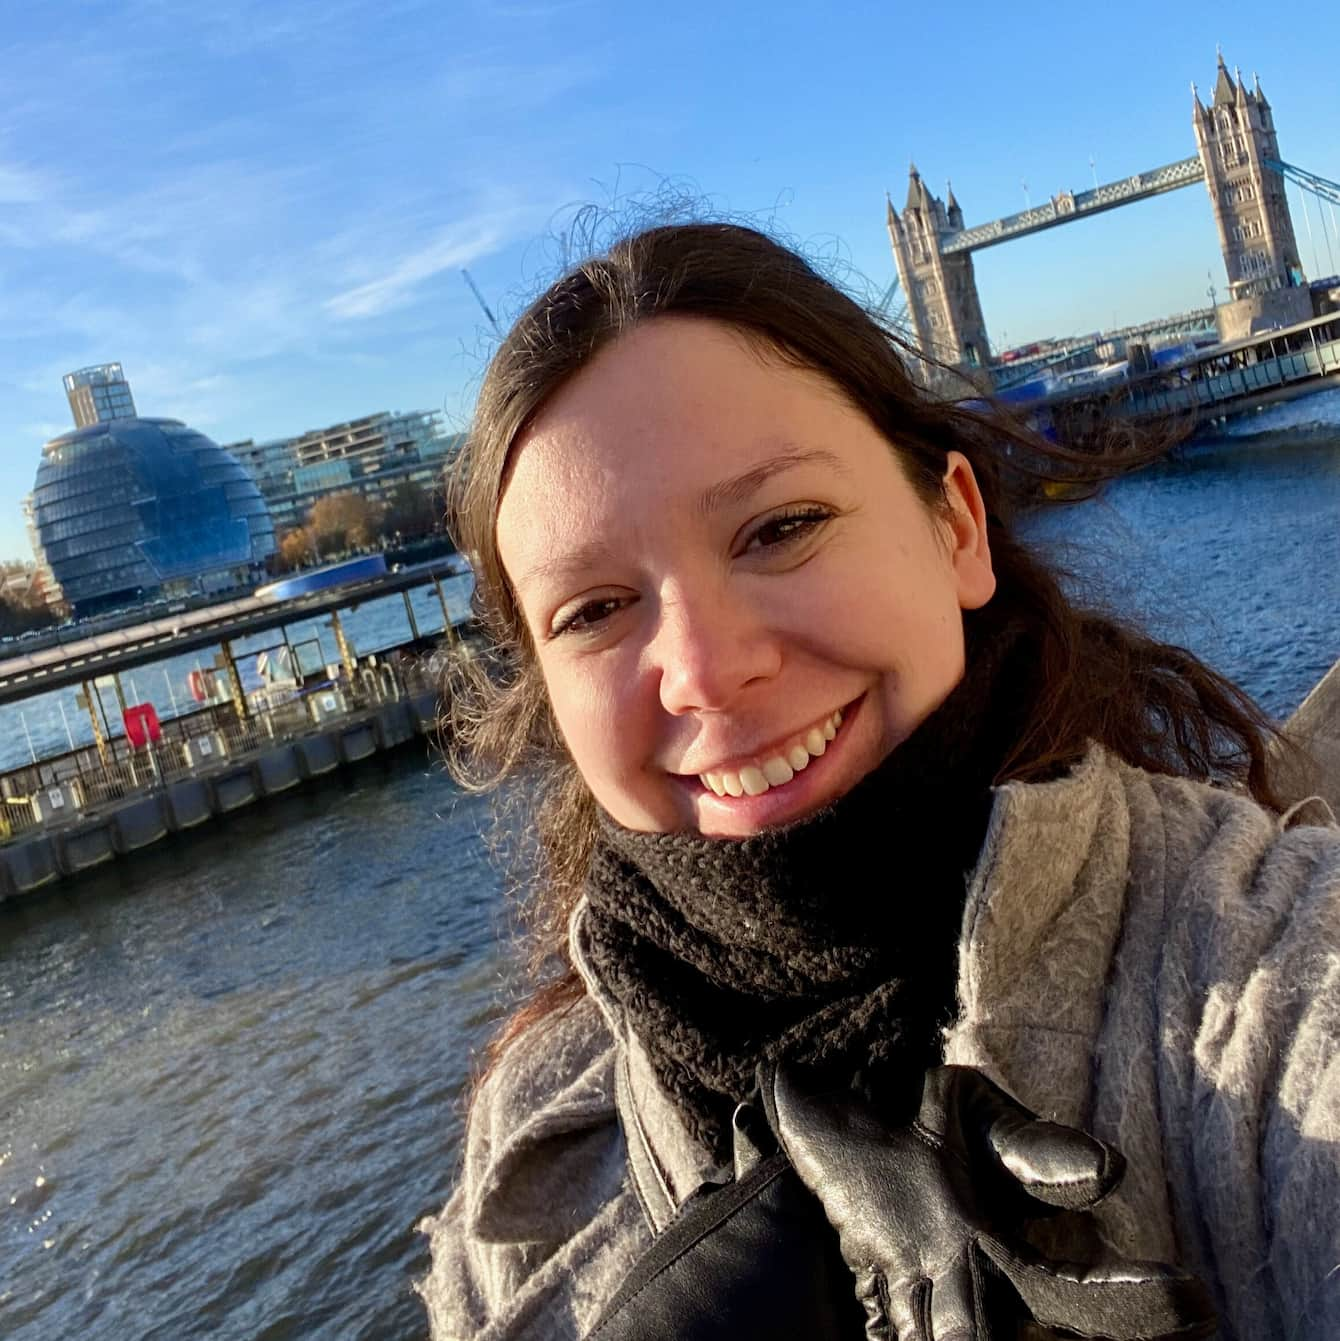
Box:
[813,538,958,654]
[540,655,649,783]
[814,537,966,703]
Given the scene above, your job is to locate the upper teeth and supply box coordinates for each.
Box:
[699,709,843,798]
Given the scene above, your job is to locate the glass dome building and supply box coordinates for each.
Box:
[30,418,276,617]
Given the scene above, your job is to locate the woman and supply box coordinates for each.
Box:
[417,223,1339,1340]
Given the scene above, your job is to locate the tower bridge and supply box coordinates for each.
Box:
[939,158,1206,256]
[887,52,1335,375]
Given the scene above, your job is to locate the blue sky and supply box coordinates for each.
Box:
[2,0,1338,557]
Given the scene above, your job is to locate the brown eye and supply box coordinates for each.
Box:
[553,596,628,637]
[744,507,833,553]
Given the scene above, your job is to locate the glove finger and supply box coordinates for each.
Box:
[986,1110,1126,1212]
[930,1068,1125,1212]
[884,1274,931,1341]
[852,1265,897,1341]
[977,1235,1217,1341]
[928,1253,992,1341]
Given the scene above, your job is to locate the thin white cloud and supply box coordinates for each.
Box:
[435,58,597,114]
[0,160,49,205]
[468,0,596,18]
[323,215,518,320]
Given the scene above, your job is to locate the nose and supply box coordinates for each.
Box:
[651,581,783,715]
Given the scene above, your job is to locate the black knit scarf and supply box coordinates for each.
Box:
[580,611,1044,1163]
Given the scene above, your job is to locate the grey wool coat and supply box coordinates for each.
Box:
[417,747,1340,1340]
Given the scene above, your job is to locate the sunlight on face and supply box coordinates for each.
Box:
[495,317,996,836]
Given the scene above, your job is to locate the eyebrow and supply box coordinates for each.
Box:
[695,447,851,516]
[515,446,849,592]
[516,539,622,593]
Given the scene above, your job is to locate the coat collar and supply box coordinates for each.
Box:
[943,744,1133,1127]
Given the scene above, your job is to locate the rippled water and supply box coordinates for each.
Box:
[1,394,1338,1339]
[1023,388,1340,718]
[1,758,507,1339]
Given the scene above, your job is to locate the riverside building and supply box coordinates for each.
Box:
[224,410,462,535]
[26,366,276,618]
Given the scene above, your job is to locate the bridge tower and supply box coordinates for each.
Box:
[1194,53,1311,340]
[886,168,991,370]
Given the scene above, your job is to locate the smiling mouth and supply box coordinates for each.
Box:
[697,706,845,798]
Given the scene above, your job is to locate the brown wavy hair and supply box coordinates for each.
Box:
[443,221,1288,1053]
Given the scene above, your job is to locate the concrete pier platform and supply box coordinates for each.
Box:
[165,778,212,829]
[59,823,117,875]
[374,702,415,749]
[209,766,261,814]
[256,745,301,795]
[409,689,440,735]
[0,686,444,901]
[338,722,377,764]
[111,796,170,853]
[296,735,340,778]
[1,835,60,895]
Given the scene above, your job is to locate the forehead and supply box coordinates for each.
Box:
[500,317,866,511]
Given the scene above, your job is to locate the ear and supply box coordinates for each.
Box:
[942,451,996,611]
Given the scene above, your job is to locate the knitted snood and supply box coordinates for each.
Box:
[581,613,1045,1163]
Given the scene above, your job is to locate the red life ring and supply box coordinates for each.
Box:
[188,669,208,702]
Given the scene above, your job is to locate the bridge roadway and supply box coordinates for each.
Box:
[0,556,466,708]
[942,157,1205,255]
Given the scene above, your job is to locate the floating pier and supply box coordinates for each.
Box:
[0,557,470,900]
[0,659,447,897]
[1031,309,1340,445]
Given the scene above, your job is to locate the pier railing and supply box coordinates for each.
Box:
[0,654,441,845]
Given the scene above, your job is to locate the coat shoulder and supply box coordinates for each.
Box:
[419,993,649,1340]
[462,991,623,1243]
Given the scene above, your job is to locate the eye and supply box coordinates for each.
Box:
[741,505,835,554]
[550,594,632,638]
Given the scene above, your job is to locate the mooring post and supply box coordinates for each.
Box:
[281,625,301,687]
[402,588,421,642]
[329,610,357,681]
[219,640,250,721]
[77,680,111,766]
[111,672,130,717]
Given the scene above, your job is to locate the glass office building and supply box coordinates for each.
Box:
[31,418,276,616]
[62,363,138,429]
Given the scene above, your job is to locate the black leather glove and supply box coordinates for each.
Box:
[585,1103,865,1339]
[763,1062,1217,1341]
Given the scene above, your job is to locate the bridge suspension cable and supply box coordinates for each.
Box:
[873,276,912,338]
[1264,159,1340,208]
[460,268,502,338]
[1264,158,1340,277]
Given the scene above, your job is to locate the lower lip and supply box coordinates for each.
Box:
[684,694,867,833]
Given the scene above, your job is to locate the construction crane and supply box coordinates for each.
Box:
[461,269,503,338]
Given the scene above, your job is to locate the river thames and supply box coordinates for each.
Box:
[2,389,1339,1339]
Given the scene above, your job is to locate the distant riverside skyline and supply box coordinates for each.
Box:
[2,1,1338,557]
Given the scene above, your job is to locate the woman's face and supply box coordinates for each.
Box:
[495,317,996,837]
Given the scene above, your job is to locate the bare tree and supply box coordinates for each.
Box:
[277,528,316,572]
[308,492,383,553]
